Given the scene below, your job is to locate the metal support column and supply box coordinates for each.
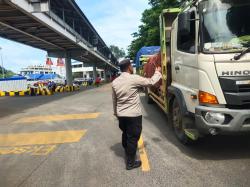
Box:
[109,71,112,81]
[65,53,73,86]
[104,68,107,82]
[93,62,97,81]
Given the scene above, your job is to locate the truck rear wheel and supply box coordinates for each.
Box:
[172,99,195,145]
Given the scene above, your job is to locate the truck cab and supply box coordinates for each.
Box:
[146,0,250,144]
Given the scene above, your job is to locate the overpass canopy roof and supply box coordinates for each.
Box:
[0,0,118,70]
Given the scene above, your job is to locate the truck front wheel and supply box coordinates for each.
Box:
[172,98,195,145]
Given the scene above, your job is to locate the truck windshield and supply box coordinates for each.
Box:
[200,0,250,53]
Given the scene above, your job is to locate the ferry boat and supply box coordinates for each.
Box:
[19,64,65,86]
[20,65,56,76]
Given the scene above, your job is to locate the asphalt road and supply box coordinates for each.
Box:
[0,84,250,187]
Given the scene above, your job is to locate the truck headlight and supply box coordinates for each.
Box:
[204,112,225,125]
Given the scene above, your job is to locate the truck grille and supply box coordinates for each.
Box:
[219,77,250,109]
[238,85,250,92]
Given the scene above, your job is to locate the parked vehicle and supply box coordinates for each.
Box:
[143,0,250,144]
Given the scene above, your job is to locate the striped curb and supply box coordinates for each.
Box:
[0,85,80,97]
[0,90,30,97]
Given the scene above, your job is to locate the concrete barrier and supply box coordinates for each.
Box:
[55,85,80,93]
[55,86,65,93]
[29,87,53,96]
[82,82,88,87]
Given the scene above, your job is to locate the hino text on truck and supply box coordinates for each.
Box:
[142,0,250,144]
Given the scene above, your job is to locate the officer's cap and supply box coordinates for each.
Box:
[118,59,131,67]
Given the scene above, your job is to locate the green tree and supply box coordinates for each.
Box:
[109,45,126,60]
[128,0,184,59]
[0,66,15,78]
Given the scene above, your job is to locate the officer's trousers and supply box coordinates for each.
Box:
[118,116,142,164]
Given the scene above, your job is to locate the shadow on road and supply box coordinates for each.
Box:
[110,143,127,164]
[110,143,124,158]
[141,95,250,161]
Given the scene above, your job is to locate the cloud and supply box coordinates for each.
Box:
[0,0,149,72]
[78,0,149,50]
[0,38,46,73]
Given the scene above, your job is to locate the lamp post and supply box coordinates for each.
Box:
[0,47,4,78]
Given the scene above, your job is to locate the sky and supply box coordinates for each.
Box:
[0,0,149,73]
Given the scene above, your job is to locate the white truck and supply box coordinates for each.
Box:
[144,0,250,144]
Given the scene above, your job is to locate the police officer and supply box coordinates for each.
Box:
[112,59,162,170]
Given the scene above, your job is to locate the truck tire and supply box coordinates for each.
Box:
[145,88,154,104]
[172,98,195,145]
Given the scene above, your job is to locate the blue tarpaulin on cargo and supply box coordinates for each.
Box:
[135,46,160,68]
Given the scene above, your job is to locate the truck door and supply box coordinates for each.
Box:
[171,10,199,113]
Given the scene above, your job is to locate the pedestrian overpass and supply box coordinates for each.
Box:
[0,0,119,85]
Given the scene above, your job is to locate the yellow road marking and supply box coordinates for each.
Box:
[15,113,100,123]
[0,130,87,147]
[0,145,57,156]
[138,136,150,172]
[31,145,57,155]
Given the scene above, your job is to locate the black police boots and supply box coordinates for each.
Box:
[126,160,142,170]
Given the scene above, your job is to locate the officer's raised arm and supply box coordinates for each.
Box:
[132,66,162,87]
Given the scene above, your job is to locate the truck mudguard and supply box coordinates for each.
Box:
[168,86,189,116]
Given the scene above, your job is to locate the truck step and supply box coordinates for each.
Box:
[184,129,199,141]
